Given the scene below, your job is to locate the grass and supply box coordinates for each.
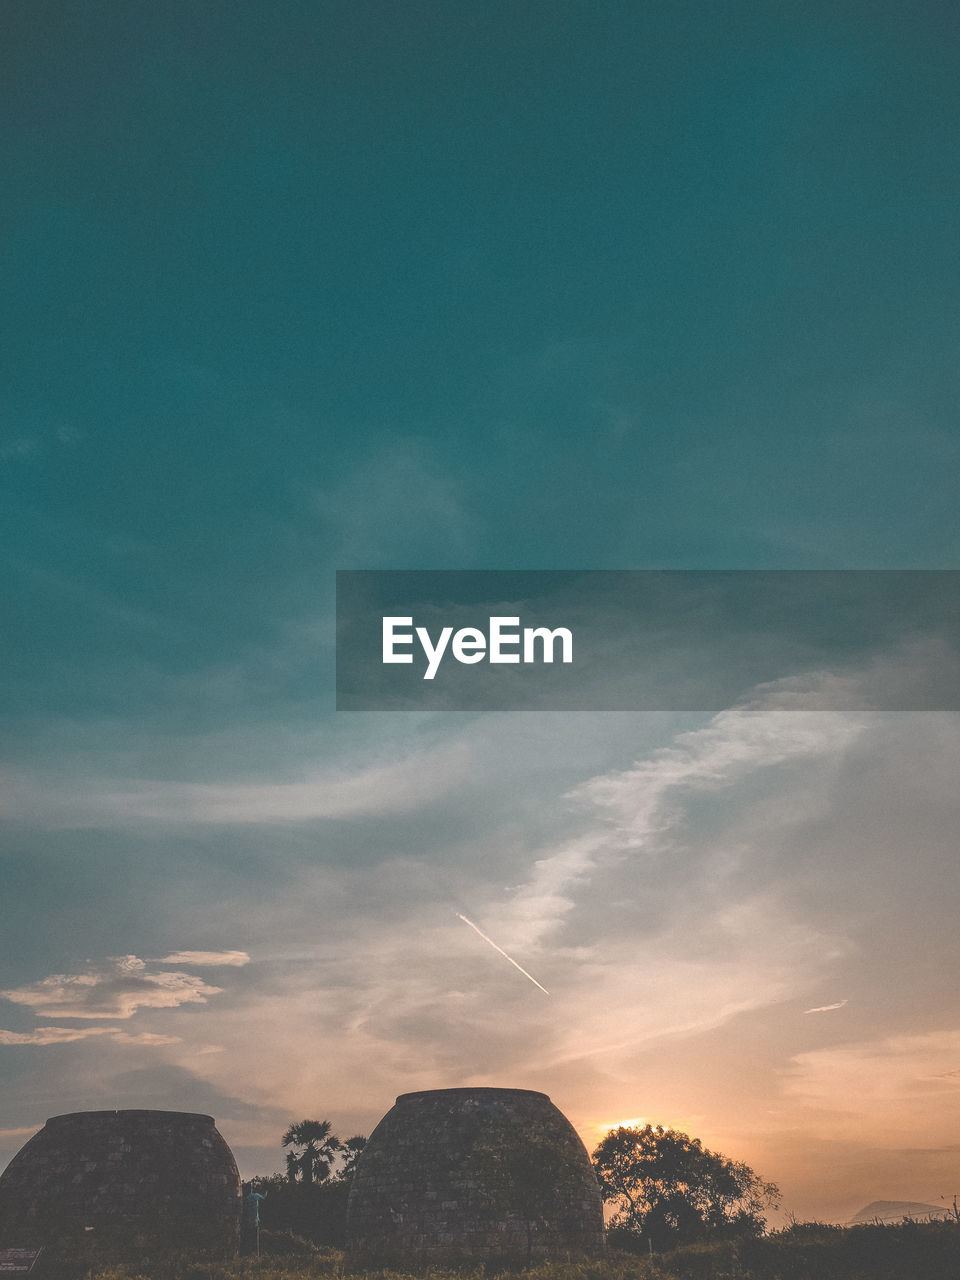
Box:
[26,1220,960,1280]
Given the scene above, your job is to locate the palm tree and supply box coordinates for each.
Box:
[281,1118,342,1184]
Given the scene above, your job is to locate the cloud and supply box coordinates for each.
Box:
[784,1029,960,1143]
[805,1000,848,1014]
[0,1027,119,1045]
[108,1031,183,1046]
[1,661,955,1227]
[1,740,472,829]
[0,1027,181,1046]
[148,873,849,1136]
[574,700,864,832]
[0,955,222,1020]
[155,951,251,967]
[490,694,865,949]
[106,683,870,1133]
[317,437,477,567]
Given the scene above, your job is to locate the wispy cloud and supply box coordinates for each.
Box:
[785,1028,960,1143]
[1,741,472,829]
[0,1027,181,1047]
[805,1000,848,1014]
[1,661,954,1226]
[575,700,864,830]
[109,1031,184,1046]
[492,693,865,949]
[317,437,477,567]
[155,951,250,967]
[119,684,869,1131]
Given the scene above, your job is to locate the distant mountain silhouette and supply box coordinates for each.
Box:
[847,1199,953,1225]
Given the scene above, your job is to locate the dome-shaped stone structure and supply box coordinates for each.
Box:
[0,1110,241,1252]
[346,1087,603,1264]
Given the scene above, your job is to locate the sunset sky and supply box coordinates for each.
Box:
[2,1,960,1225]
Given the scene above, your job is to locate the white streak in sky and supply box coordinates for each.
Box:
[155,950,251,967]
[804,999,848,1014]
[455,913,550,995]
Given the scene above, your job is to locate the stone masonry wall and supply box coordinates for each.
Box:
[346,1087,603,1264]
[0,1110,241,1251]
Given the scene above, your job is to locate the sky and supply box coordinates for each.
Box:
[2,0,960,1226]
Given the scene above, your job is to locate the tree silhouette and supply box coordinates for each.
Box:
[281,1118,342,1185]
[592,1124,779,1252]
[337,1134,367,1180]
[247,1124,367,1244]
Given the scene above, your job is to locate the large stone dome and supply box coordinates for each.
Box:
[346,1087,603,1264]
[0,1109,241,1252]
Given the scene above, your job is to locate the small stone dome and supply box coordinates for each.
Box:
[346,1087,603,1264]
[0,1109,241,1252]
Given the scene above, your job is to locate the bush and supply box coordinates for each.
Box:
[252,1180,352,1246]
[257,1229,321,1256]
[50,1217,960,1280]
[626,1217,960,1280]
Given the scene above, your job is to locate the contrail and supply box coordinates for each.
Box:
[455,913,550,995]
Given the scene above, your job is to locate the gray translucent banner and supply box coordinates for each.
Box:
[335,570,960,710]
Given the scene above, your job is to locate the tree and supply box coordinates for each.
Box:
[592,1124,779,1252]
[337,1134,368,1180]
[256,1123,367,1245]
[281,1118,342,1185]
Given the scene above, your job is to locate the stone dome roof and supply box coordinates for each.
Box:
[346,1086,603,1264]
[0,1109,241,1252]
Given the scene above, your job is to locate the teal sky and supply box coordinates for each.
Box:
[2,2,960,1223]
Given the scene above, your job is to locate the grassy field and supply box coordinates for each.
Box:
[31,1219,960,1280]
